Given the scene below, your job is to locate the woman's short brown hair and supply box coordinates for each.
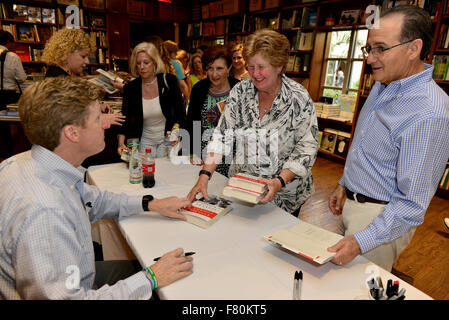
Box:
[19,76,104,151]
[243,29,290,73]
[201,45,232,69]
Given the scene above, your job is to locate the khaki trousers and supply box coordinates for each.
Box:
[341,199,416,271]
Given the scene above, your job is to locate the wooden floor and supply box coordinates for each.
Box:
[300,156,449,300]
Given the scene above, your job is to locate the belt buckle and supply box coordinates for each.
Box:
[354,192,366,203]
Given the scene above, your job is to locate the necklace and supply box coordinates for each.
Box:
[143,77,157,86]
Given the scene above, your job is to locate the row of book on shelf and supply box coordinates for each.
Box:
[0,3,106,29]
[1,23,55,43]
[432,54,449,80]
[187,8,318,38]
[281,6,317,29]
[360,73,374,96]
[440,164,449,190]
[286,54,311,73]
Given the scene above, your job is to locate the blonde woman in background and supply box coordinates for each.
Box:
[230,43,250,81]
[42,28,92,77]
[189,53,206,87]
[164,40,190,99]
[117,42,185,158]
[42,28,124,128]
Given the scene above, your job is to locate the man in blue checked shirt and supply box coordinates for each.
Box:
[328,5,449,271]
[0,76,193,299]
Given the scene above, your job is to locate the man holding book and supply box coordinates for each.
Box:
[328,5,449,271]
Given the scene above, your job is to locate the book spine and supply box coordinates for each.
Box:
[232,174,267,186]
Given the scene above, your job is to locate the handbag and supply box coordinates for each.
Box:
[0,50,22,109]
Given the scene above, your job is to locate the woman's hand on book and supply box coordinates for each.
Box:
[258,178,283,203]
[187,175,210,202]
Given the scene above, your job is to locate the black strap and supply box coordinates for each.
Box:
[0,50,8,91]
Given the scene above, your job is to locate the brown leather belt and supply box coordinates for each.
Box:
[345,189,388,205]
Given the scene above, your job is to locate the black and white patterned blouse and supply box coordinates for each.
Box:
[207,74,318,213]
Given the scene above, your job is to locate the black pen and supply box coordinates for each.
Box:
[293,270,303,300]
[153,251,195,261]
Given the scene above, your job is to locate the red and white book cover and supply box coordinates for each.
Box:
[223,173,268,204]
[181,195,232,228]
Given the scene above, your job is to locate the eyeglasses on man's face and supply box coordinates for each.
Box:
[361,39,415,58]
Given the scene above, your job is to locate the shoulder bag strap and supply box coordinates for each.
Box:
[0,50,8,91]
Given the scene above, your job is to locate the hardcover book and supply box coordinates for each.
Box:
[223,173,268,204]
[264,221,344,264]
[180,195,233,229]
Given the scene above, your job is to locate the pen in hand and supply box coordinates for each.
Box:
[153,251,195,261]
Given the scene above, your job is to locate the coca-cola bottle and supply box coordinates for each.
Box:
[142,148,155,188]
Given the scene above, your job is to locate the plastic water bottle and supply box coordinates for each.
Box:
[129,142,142,184]
[164,131,172,158]
[142,148,155,188]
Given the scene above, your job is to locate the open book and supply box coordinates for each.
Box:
[88,69,124,94]
[181,195,233,228]
[264,221,344,264]
[222,173,268,204]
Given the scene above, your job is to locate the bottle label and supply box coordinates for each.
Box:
[142,163,155,174]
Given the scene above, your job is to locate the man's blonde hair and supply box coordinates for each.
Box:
[19,77,105,151]
[243,29,290,73]
[129,42,166,78]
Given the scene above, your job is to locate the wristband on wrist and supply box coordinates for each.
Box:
[143,267,158,290]
[276,176,286,188]
[199,169,212,180]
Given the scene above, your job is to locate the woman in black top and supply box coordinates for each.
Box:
[185,45,239,177]
[117,42,186,158]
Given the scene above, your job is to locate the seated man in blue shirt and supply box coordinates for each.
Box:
[0,76,193,299]
[328,5,449,271]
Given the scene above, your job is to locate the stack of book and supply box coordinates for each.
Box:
[320,104,341,118]
[223,173,268,204]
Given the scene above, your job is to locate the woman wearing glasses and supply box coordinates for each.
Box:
[185,45,239,176]
[187,29,318,217]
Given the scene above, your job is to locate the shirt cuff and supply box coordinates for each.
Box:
[124,271,153,300]
[353,228,380,254]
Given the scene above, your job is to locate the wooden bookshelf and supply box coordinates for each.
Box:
[0,1,111,74]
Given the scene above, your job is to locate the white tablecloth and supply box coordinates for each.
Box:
[87,158,432,300]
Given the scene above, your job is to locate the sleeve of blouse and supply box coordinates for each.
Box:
[282,91,319,178]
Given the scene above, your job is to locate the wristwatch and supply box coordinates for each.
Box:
[199,169,212,180]
[142,195,154,211]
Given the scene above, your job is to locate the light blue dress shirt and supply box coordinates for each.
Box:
[0,145,152,299]
[340,64,449,253]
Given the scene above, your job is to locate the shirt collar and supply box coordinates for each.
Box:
[379,63,433,91]
[31,145,84,186]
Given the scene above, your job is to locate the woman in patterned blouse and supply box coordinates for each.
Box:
[187,29,318,217]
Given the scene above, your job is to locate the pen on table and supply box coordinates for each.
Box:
[293,270,303,300]
[153,251,195,262]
